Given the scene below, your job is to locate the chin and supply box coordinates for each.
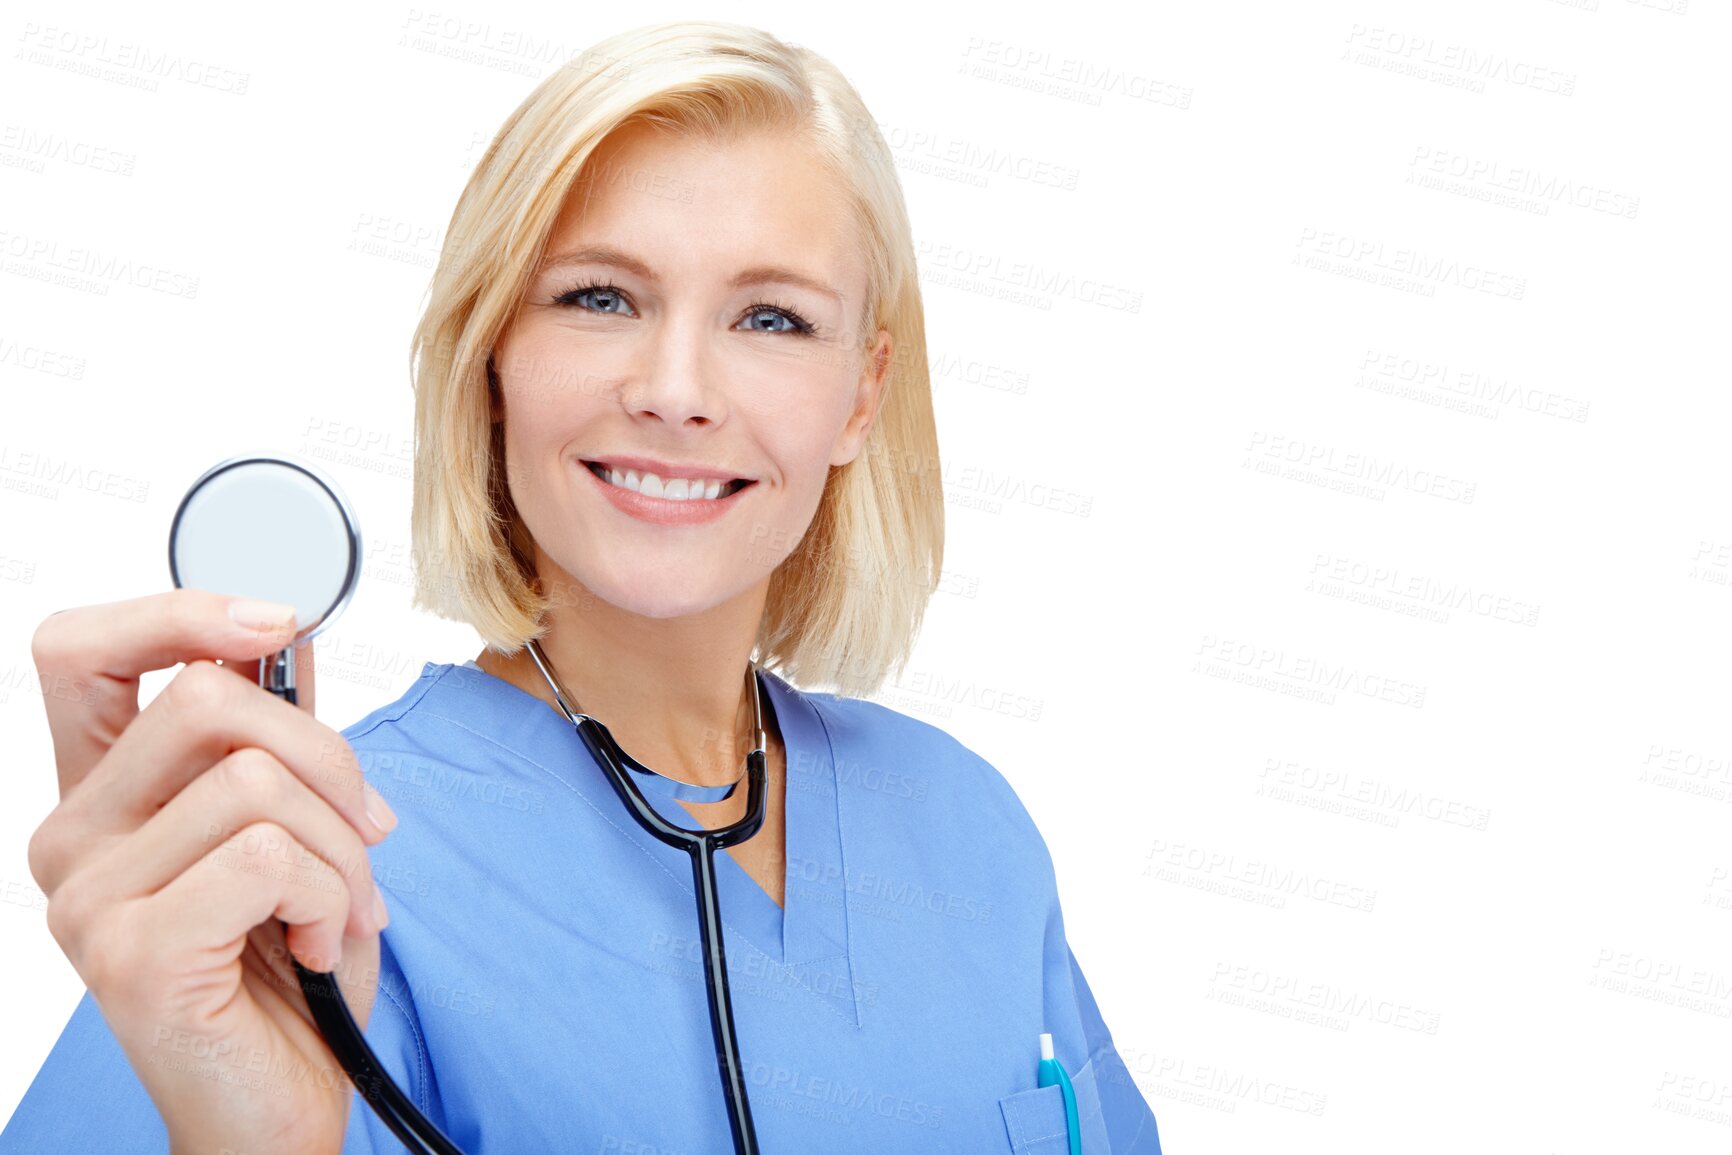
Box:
[583,571,740,620]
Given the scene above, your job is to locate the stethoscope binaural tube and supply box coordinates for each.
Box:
[524,638,767,1155]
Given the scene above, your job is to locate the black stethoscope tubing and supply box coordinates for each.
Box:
[274,641,770,1155]
[526,638,767,1155]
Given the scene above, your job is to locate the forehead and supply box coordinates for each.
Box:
[542,122,863,294]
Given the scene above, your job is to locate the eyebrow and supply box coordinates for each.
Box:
[538,243,843,304]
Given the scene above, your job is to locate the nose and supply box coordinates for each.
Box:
[621,311,725,428]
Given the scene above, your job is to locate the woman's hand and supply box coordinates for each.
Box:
[25,588,399,1155]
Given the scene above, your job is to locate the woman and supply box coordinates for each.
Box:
[4,21,1161,1154]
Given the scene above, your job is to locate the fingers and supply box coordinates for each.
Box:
[32,589,301,796]
[224,628,318,716]
[152,820,358,976]
[69,747,389,946]
[33,661,395,896]
[235,918,384,1038]
[293,632,318,717]
[48,818,357,1003]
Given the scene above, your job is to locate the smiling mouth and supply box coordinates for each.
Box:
[583,461,757,501]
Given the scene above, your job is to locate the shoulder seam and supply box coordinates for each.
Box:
[343,664,446,743]
[374,955,434,1117]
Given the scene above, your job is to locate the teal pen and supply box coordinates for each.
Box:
[1036,1032,1081,1155]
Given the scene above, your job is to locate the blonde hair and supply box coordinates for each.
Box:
[408,20,943,698]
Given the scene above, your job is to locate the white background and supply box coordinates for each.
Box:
[3,1,1729,1151]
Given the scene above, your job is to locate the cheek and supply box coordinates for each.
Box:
[492,343,587,503]
[755,385,851,484]
[497,330,628,415]
[757,404,850,526]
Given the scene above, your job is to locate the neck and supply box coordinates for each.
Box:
[477,554,770,788]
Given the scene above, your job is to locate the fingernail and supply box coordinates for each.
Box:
[371,888,390,932]
[364,782,399,834]
[229,598,297,634]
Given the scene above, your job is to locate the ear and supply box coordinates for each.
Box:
[830,329,893,468]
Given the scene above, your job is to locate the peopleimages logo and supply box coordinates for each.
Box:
[1294,228,1526,300]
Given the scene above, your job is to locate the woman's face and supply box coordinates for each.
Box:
[491,122,890,620]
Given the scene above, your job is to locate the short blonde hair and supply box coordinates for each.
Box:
[408,20,943,698]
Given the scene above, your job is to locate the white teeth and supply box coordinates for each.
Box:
[602,466,734,501]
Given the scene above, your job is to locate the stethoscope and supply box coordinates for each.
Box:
[523,636,769,1155]
[167,454,769,1155]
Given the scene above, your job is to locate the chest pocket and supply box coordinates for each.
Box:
[997,1053,1110,1154]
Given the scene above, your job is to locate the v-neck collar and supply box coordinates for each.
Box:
[439,659,850,970]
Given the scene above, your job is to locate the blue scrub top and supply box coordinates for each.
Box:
[3,661,1162,1154]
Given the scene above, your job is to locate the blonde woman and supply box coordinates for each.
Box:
[6,21,1161,1155]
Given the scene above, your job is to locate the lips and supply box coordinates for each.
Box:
[582,461,756,499]
[579,458,758,526]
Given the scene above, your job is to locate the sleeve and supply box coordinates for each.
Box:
[340,945,447,1155]
[1,937,436,1155]
[953,731,1165,1154]
[0,990,168,1153]
[1066,946,1164,1154]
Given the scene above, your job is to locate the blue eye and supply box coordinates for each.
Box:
[552,280,819,337]
[740,306,809,335]
[553,283,634,316]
